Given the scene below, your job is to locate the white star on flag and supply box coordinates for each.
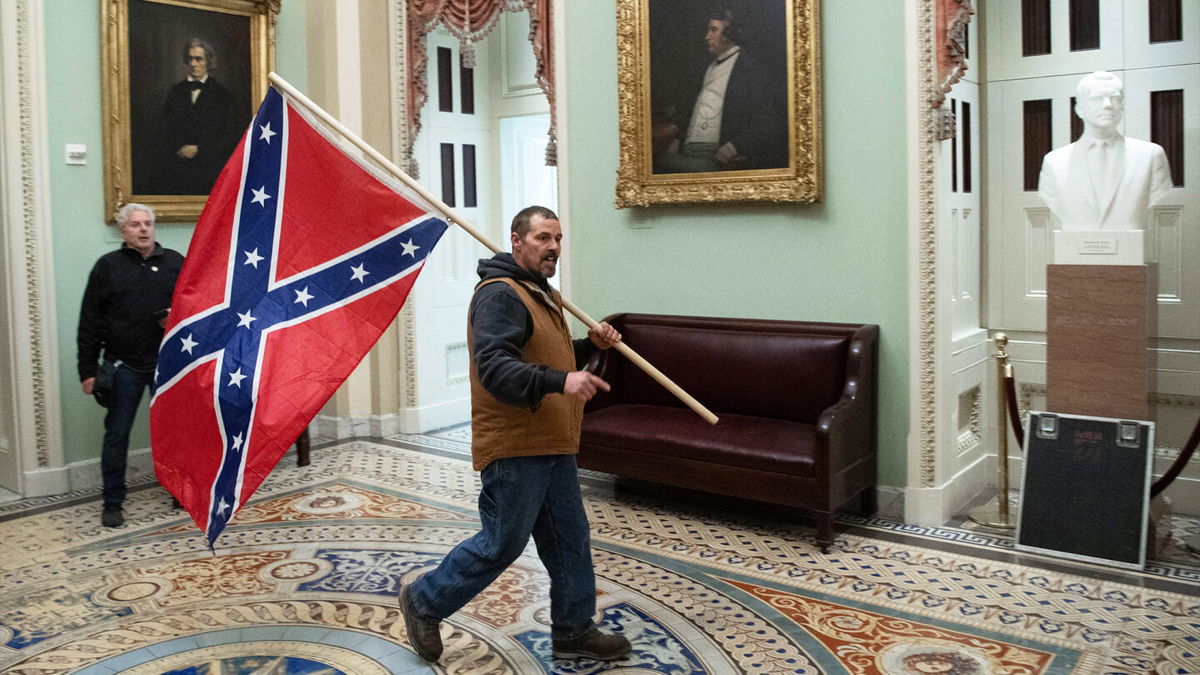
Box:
[237,310,257,328]
[216,498,230,516]
[180,334,198,354]
[401,239,420,257]
[243,248,264,268]
[251,186,271,206]
[258,122,276,144]
[350,263,369,283]
[232,432,244,452]
[294,286,314,307]
[228,368,247,388]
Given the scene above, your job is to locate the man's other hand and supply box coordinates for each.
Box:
[588,322,622,350]
[82,377,95,395]
[178,145,199,159]
[715,142,739,165]
[564,371,611,402]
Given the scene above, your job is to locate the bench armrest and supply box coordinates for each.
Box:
[815,329,878,474]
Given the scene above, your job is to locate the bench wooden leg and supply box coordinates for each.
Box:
[816,512,834,553]
[295,427,311,467]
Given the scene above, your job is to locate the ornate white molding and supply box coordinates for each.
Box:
[916,0,938,487]
[4,0,62,476]
[389,0,419,412]
[955,386,982,455]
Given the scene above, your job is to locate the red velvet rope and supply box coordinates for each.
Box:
[1151,410,1200,498]
[1004,371,1024,450]
[1002,368,1200,498]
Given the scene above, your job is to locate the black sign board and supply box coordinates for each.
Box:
[1016,412,1154,570]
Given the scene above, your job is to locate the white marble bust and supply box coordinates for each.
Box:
[1038,71,1172,231]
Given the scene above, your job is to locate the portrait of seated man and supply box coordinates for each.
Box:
[652,6,788,174]
[157,38,243,196]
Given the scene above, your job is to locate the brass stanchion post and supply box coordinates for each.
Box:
[969,333,1016,529]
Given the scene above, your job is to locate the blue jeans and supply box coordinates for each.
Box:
[409,454,597,641]
[101,363,154,508]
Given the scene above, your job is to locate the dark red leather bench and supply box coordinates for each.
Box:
[580,313,879,552]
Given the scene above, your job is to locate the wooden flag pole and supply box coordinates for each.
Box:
[268,73,719,425]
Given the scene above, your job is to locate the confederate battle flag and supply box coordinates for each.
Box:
[151,87,448,546]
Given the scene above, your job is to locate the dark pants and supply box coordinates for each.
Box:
[409,454,597,640]
[101,363,154,508]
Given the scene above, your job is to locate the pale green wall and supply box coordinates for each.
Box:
[45,0,307,464]
[562,2,910,486]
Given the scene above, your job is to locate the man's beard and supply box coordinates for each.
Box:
[534,256,557,279]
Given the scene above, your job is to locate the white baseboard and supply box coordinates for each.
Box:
[398,398,469,434]
[904,453,994,526]
[873,486,905,521]
[311,400,468,441]
[67,446,156,493]
[21,465,70,497]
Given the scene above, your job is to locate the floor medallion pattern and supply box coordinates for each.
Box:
[0,436,1196,673]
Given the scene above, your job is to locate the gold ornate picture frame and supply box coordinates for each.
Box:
[615,0,821,207]
[102,0,277,222]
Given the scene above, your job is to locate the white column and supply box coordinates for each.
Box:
[0,0,67,496]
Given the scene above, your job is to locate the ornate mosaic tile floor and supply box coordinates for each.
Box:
[0,434,1197,674]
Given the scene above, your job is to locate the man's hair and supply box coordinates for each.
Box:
[1076,70,1122,98]
[116,203,156,228]
[707,7,740,43]
[183,38,218,71]
[511,205,558,237]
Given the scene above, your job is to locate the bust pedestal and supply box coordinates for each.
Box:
[1046,264,1156,420]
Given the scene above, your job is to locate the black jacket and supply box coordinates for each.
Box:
[470,253,596,410]
[158,76,242,195]
[681,50,787,170]
[77,243,184,379]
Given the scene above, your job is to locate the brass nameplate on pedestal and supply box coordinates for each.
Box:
[1053,230,1144,265]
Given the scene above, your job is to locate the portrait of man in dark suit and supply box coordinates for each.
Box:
[650,2,789,174]
[158,38,242,195]
[126,0,252,199]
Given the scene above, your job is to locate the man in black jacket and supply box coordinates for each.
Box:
[78,204,184,527]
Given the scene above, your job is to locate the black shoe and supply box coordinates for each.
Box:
[399,583,443,662]
[101,506,124,528]
[552,627,632,661]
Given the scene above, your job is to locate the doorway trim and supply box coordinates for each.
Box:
[0,0,66,496]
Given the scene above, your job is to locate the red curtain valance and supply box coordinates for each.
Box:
[406,0,556,176]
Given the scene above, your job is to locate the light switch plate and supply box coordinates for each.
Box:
[65,144,87,165]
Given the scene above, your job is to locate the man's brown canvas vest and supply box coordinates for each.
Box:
[468,278,583,470]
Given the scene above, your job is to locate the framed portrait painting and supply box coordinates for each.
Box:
[102,0,277,222]
[614,0,821,207]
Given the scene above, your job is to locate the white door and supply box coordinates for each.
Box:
[408,30,497,432]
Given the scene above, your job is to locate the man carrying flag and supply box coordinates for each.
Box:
[399,206,632,663]
[153,77,638,663]
[151,86,448,546]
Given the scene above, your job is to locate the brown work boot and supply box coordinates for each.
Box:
[399,584,443,662]
[552,627,632,661]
